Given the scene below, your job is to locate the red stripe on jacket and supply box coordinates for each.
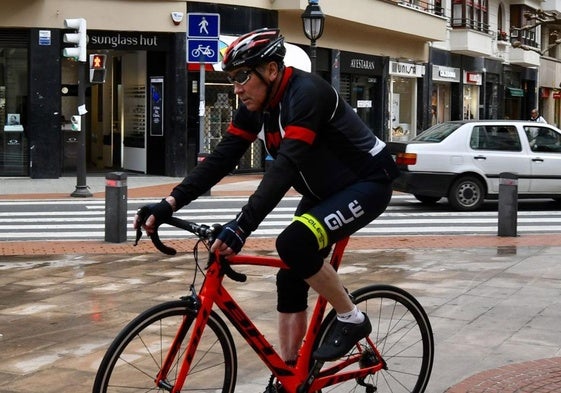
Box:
[227,124,257,141]
[285,125,316,145]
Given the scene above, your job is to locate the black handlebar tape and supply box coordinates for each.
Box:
[150,229,177,255]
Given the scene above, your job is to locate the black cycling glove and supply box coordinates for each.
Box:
[137,198,173,226]
[216,219,250,254]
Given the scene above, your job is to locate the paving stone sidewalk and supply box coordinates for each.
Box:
[1,173,560,393]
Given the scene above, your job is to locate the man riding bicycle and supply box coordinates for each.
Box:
[134,27,399,388]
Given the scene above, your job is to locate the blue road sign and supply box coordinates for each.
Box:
[187,39,219,63]
[187,13,220,38]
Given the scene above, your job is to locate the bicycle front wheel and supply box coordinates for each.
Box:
[315,284,434,393]
[93,300,237,393]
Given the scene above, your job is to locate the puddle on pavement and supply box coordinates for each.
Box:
[0,254,99,270]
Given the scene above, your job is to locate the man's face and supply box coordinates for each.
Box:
[531,111,538,118]
[226,63,277,112]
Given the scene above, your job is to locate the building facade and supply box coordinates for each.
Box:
[1,0,559,179]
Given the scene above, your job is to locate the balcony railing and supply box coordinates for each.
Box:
[510,28,539,50]
[389,0,446,17]
[451,18,490,34]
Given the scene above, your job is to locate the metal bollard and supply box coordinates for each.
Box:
[105,172,128,243]
[497,172,518,237]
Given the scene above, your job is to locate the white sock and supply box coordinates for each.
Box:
[336,305,364,324]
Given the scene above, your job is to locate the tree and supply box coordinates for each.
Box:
[511,9,561,55]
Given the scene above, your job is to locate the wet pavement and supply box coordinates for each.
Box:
[1,173,561,392]
[1,244,561,393]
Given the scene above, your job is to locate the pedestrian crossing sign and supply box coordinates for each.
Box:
[187,13,220,38]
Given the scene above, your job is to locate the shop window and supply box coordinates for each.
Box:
[463,85,479,119]
[391,77,416,141]
[0,48,28,176]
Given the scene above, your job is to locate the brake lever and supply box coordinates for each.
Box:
[134,206,151,246]
[134,227,143,246]
[132,206,176,255]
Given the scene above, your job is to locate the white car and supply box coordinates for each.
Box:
[388,120,561,211]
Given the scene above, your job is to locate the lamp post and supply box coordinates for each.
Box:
[301,0,325,74]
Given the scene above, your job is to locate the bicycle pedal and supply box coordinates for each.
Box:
[263,375,285,393]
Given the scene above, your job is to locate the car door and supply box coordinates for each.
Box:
[524,125,561,193]
[469,125,531,193]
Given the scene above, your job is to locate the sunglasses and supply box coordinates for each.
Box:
[227,69,253,85]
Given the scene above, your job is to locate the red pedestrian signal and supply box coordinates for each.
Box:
[89,54,106,69]
[92,54,105,69]
[89,54,107,84]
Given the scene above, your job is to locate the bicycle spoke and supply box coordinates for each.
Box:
[93,301,237,393]
[314,285,433,393]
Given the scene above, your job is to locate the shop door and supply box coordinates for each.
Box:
[203,72,264,172]
[431,83,451,125]
[90,51,147,173]
[341,74,382,138]
[121,52,147,173]
[504,97,522,120]
[0,48,29,176]
[463,85,479,120]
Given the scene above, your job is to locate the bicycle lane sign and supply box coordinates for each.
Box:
[187,13,220,63]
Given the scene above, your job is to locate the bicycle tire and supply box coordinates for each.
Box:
[92,300,237,393]
[314,284,434,393]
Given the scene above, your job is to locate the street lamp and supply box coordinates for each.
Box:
[301,0,325,74]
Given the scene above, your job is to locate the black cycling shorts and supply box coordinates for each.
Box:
[275,180,392,313]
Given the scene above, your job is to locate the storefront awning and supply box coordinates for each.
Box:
[188,35,311,72]
[506,87,524,97]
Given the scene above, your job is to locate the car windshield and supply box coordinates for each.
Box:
[413,122,462,142]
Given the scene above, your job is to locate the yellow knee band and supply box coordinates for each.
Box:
[293,213,329,249]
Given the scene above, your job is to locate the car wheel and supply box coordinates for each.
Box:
[448,176,485,211]
[414,195,441,205]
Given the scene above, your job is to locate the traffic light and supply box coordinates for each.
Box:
[63,18,87,62]
[89,54,107,84]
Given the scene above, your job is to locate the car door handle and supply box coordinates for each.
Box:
[474,155,487,160]
[532,157,544,162]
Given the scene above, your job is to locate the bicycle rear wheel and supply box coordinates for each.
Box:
[93,300,237,393]
[314,284,434,393]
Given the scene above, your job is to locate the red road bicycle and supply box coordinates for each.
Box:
[93,216,434,393]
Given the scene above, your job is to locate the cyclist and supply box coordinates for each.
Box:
[134,27,399,374]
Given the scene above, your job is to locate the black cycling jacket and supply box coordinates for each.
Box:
[170,67,399,232]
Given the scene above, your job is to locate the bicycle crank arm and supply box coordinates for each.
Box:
[298,361,324,393]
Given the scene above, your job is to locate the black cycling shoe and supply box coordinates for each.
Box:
[313,313,372,361]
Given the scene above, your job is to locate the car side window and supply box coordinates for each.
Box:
[487,126,522,151]
[470,126,521,151]
[525,126,561,152]
[470,126,489,150]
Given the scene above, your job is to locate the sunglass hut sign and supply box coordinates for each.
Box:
[88,31,168,50]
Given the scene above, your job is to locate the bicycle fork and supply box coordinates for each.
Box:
[155,288,207,392]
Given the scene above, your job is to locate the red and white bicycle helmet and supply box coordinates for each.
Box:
[222,28,286,71]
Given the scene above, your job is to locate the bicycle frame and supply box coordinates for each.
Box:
[155,236,385,393]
